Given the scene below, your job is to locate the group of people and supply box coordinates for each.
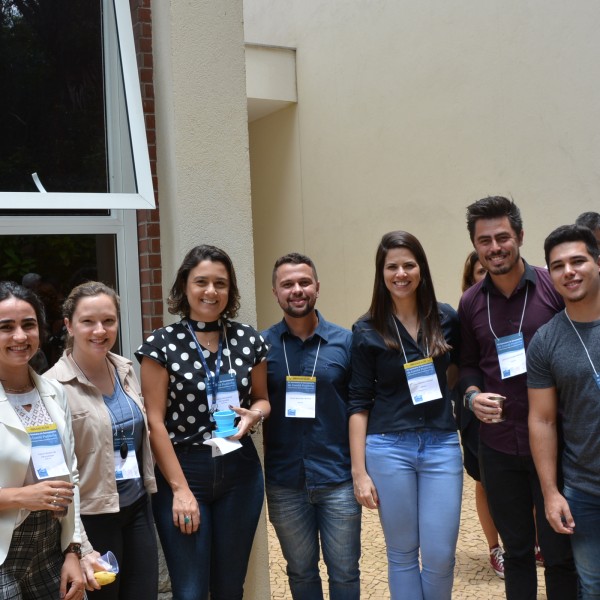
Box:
[1,198,598,600]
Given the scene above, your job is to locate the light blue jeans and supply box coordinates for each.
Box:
[564,485,600,600]
[267,480,362,600]
[366,429,463,600]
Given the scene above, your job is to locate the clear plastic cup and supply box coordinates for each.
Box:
[98,551,119,574]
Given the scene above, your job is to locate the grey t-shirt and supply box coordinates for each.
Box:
[527,310,600,497]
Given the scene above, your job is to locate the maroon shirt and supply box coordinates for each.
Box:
[458,261,563,456]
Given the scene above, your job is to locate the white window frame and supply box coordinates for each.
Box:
[0,0,154,210]
[0,211,143,363]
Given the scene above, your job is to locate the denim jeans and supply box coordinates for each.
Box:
[81,494,158,600]
[266,480,361,600]
[480,443,577,600]
[153,437,264,600]
[564,485,600,599]
[366,429,463,600]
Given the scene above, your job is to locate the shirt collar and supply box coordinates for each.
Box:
[481,259,538,296]
[276,310,329,343]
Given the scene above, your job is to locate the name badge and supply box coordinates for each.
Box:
[114,437,141,481]
[403,358,443,405]
[285,376,316,418]
[495,332,526,379]
[26,423,70,480]
[206,373,240,411]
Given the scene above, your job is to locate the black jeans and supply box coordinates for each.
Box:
[81,494,158,600]
[480,443,577,600]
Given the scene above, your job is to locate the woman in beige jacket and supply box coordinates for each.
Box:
[0,281,85,600]
[45,281,157,600]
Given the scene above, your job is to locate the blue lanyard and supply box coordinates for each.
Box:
[186,321,223,412]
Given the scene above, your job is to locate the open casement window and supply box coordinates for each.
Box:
[0,0,154,209]
[0,0,147,369]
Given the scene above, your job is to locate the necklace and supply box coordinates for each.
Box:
[105,398,134,459]
[71,353,133,459]
[104,361,135,460]
[3,380,34,393]
[197,332,218,347]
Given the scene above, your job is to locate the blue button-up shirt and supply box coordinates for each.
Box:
[262,312,352,489]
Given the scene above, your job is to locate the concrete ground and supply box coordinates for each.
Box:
[268,474,548,599]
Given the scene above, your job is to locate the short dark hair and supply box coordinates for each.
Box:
[62,281,120,350]
[466,196,523,243]
[575,211,600,231]
[367,231,450,357]
[0,280,47,342]
[272,253,318,287]
[544,224,600,267]
[168,245,240,318]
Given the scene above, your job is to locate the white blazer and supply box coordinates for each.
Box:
[0,368,82,565]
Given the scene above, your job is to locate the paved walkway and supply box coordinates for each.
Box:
[268,474,548,599]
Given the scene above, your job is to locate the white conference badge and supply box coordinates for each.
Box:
[114,437,141,481]
[285,376,317,418]
[206,373,240,411]
[404,358,443,405]
[27,423,70,479]
[495,332,526,379]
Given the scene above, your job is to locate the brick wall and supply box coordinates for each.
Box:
[130,0,163,336]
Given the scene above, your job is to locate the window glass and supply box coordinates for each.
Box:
[0,0,107,193]
[0,0,154,209]
[0,233,119,370]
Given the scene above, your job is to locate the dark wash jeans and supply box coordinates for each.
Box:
[267,480,361,600]
[153,437,264,600]
[564,485,600,600]
[480,442,577,600]
[81,494,158,600]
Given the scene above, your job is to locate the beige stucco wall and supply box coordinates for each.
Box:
[246,0,600,330]
[152,0,270,598]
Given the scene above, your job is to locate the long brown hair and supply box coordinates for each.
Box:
[367,231,450,357]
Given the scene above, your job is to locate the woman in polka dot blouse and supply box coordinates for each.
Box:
[136,245,270,600]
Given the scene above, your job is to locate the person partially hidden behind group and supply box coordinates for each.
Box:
[45,281,158,599]
[0,281,85,600]
[457,252,505,578]
[136,244,270,600]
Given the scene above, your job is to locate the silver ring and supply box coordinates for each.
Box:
[184,515,191,524]
[54,491,60,498]
[52,499,57,505]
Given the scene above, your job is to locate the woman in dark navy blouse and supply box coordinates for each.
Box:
[348,231,462,600]
[136,245,270,600]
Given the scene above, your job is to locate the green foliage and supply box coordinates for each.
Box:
[0,234,96,282]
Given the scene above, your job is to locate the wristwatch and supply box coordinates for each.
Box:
[463,390,479,411]
[63,543,82,559]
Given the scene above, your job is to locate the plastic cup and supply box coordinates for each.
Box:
[213,409,238,438]
[98,551,119,574]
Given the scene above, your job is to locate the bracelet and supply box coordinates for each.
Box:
[249,408,264,433]
[63,543,82,559]
[249,408,264,424]
[464,390,479,411]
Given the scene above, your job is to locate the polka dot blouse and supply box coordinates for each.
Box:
[135,318,268,445]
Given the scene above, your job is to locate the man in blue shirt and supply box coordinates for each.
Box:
[263,253,361,600]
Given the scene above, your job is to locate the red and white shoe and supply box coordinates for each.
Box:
[489,545,505,579]
[535,545,544,566]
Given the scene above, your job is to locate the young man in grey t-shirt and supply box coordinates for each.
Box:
[528,223,600,600]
